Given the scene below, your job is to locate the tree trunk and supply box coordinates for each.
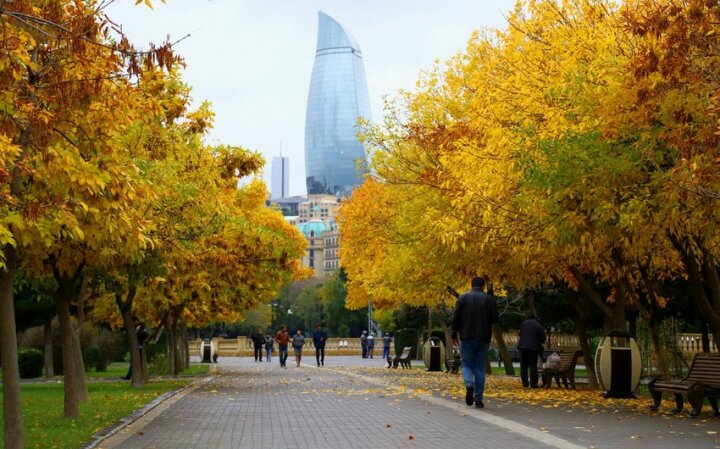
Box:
[182,324,190,370]
[701,322,711,353]
[73,275,89,401]
[44,318,54,378]
[671,235,720,348]
[635,302,670,380]
[554,277,599,389]
[72,328,88,402]
[166,315,177,376]
[492,325,515,375]
[116,288,144,387]
[56,293,79,418]
[0,246,25,448]
[174,321,185,374]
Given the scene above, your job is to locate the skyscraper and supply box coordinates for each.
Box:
[271,156,289,200]
[304,12,371,197]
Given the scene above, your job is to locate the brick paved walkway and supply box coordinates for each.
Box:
[98,356,720,449]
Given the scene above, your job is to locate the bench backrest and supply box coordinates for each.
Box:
[400,346,412,359]
[557,350,582,370]
[685,353,720,388]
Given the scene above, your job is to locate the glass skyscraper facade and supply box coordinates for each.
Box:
[304,12,371,196]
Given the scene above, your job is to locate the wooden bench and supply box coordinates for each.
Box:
[649,353,720,417]
[539,350,582,389]
[445,346,461,374]
[387,346,413,369]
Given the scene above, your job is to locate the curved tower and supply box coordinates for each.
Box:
[304,12,371,196]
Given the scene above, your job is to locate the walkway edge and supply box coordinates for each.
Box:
[83,376,215,449]
[338,369,586,449]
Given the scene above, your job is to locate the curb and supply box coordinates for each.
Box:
[82,376,215,449]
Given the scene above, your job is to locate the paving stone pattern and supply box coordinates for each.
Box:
[105,356,720,449]
[109,359,555,449]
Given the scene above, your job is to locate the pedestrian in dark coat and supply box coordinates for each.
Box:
[312,324,327,367]
[517,315,546,388]
[360,330,368,358]
[251,328,264,362]
[451,277,498,408]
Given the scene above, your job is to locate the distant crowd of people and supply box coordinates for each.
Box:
[249,325,393,368]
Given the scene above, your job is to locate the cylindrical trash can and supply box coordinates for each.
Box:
[594,330,641,398]
[200,338,217,363]
[423,336,445,371]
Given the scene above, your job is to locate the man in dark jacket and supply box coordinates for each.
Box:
[251,328,265,362]
[452,277,498,408]
[517,315,546,388]
[312,323,327,367]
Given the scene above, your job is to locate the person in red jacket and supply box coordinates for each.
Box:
[275,325,290,368]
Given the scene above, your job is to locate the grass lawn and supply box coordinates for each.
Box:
[84,362,209,379]
[0,363,209,449]
[1,380,191,449]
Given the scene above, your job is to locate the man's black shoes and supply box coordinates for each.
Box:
[475,401,484,409]
[465,386,474,406]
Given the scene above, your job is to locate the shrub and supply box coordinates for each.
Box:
[18,348,44,379]
[83,346,102,372]
[393,328,418,358]
[337,323,350,338]
[148,352,169,376]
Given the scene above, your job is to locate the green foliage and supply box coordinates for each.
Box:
[337,323,350,338]
[82,346,102,372]
[18,348,44,379]
[393,328,418,357]
[148,352,169,376]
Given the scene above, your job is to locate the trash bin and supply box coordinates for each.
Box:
[423,336,445,372]
[594,330,641,398]
[200,338,217,363]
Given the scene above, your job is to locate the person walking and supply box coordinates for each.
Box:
[382,332,392,359]
[451,277,498,409]
[251,328,264,362]
[312,323,327,367]
[264,333,273,362]
[292,329,305,367]
[366,332,375,358]
[275,325,290,368]
[361,330,368,358]
[518,314,546,388]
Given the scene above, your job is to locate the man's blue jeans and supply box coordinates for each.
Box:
[460,340,489,402]
[279,345,288,367]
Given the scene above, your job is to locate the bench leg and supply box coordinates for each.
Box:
[561,376,570,389]
[568,374,576,390]
[648,379,662,411]
[672,393,684,414]
[688,383,704,418]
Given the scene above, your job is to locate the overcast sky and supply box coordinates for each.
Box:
[107,0,516,196]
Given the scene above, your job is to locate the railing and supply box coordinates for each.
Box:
[677,333,717,353]
[190,332,715,358]
[498,332,579,350]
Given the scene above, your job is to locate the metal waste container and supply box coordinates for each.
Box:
[200,338,217,363]
[423,336,445,372]
[594,330,641,398]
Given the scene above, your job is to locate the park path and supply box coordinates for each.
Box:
[97,356,720,449]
